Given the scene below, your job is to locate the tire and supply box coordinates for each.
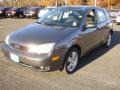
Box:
[19,14,23,18]
[65,48,80,74]
[103,33,112,48]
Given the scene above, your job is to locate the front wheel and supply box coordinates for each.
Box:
[65,48,80,74]
[19,14,23,18]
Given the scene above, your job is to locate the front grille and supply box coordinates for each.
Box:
[10,42,28,51]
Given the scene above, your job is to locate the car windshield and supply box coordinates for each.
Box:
[28,7,37,11]
[37,8,85,27]
[38,9,51,18]
[110,10,119,14]
[11,7,18,11]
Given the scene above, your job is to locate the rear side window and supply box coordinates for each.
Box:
[96,9,106,23]
[104,9,110,20]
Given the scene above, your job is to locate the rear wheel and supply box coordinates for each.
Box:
[65,48,80,74]
[103,33,112,48]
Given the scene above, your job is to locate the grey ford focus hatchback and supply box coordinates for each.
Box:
[2,6,113,74]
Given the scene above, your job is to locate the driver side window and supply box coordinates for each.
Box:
[86,9,96,28]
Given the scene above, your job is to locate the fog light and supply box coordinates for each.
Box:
[40,66,44,70]
[45,66,50,71]
[52,56,60,61]
[39,66,50,71]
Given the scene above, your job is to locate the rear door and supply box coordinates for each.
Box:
[96,9,110,41]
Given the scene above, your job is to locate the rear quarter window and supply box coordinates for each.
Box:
[104,9,110,20]
[96,9,106,23]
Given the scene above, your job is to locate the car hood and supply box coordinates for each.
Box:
[0,8,4,11]
[10,23,76,45]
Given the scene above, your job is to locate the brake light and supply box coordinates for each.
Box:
[12,11,16,14]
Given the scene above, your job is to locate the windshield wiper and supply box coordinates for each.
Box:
[43,22,60,26]
[36,21,42,24]
[36,21,57,26]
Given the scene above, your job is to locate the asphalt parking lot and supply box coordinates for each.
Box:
[0,18,120,90]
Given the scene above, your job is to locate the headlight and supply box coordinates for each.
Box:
[28,43,55,54]
[5,35,10,45]
[0,11,3,14]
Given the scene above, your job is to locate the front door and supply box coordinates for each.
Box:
[80,9,102,51]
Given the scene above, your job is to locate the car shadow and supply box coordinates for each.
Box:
[76,31,120,72]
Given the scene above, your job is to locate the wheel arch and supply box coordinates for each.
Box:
[60,44,81,71]
[110,29,113,35]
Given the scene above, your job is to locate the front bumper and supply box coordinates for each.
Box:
[111,17,116,23]
[24,13,37,18]
[0,13,4,17]
[2,44,62,71]
[6,13,12,17]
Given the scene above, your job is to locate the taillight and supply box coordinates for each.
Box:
[12,11,16,14]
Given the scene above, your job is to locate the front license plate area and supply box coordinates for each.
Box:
[10,53,19,63]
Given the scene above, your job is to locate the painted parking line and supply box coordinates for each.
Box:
[0,23,8,28]
[0,23,7,25]
[0,26,3,28]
